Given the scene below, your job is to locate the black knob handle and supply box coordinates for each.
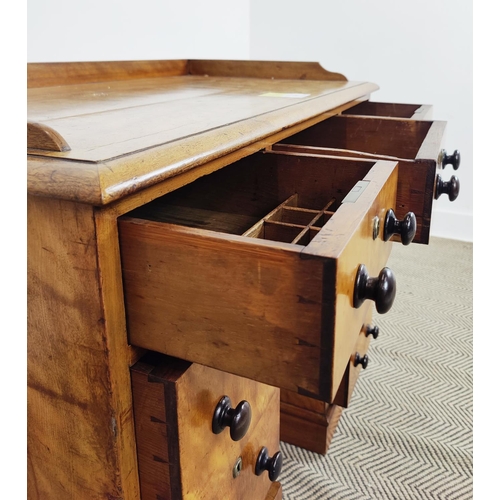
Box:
[353,264,396,314]
[212,396,252,441]
[354,352,369,369]
[365,325,379,339]
[441,149,461,170]
[384,209,417,245]
[435,175,460,202]
[255,447,283,482]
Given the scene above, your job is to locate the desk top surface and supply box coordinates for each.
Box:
[27,60,378,205]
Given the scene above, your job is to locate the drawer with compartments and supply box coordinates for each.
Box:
[118,151,405,403]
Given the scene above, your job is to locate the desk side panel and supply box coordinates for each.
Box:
[27,196,138,499]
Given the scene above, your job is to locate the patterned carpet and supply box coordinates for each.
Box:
[279,237,473,500]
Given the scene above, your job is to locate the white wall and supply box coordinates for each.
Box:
[27,0,251,61]
[27,0,472,241]
[249,0,472,242]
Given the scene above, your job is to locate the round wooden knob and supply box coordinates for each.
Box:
[365,325,379,339]
[255,447,283,482]
[354,352,369,369]
[353,264,396,314]
[441,149,461,170]
[212,396,252,441]
[384,209,417,245]
[435,175,460,202]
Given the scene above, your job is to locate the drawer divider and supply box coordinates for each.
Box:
[243,195,337,245]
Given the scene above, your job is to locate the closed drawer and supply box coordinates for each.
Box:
[273,115,449,244]
[119,151,398,402]
[343,101,433,120]
[333,308,377,408]
[279,306,376,411]
[131,352,282,500]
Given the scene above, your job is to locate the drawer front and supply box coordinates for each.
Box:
[280,305,375,411]
[333,307,375,408]
[273,115,446,244]
[119,152,398,402]
[131,352,281,500]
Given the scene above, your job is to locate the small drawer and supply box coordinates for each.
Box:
[279,306,375,411]
[333,309,377,408]
[119,151,398,402]
[131,352,282,500]
[343,101,433,120]
[273,114,449,244]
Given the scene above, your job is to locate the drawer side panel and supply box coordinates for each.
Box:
[120,221,328,396]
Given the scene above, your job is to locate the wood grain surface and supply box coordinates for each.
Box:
[28,59,188,88]
[187,59,347,81]
[27,76,372,162]
[27,122,71,152]
[27,60,378,205]
[131,353,281,499]
[27,59,346,89]
[27,196,140,499]
[279,402,343,455]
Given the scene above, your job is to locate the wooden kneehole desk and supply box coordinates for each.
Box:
[27,59,458,499]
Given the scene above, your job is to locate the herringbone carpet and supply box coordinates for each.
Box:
[280,237,473,500]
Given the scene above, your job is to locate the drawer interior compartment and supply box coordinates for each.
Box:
[119,151,397,402]
[242,194,333,245]
[131,351,281,500]
[125,151,373,243]
[343,101,432,120]
[273,115,444,245]
[276,115,441,160]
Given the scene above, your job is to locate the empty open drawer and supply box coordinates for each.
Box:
[118,151,398,402]
[273,115,445,244]
[343,101,433,120]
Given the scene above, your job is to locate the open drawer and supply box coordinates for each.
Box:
[118,151,398,402]
[342,100,433,120]
[343,103,461,174]
[273,115,456,244]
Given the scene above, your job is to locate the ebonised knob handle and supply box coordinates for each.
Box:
[435,175,460,202]
[384,209,417,245]
[354,353,369,369]
[441,149,461,170]
[365,325,379,339]
[212,396,252,441]
[353,264,396,314]
[255,447,283,482]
